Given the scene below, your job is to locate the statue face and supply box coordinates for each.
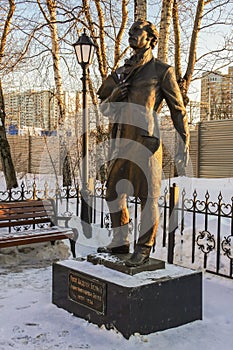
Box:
[128,22,151,50]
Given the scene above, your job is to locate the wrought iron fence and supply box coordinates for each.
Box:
[176,188,233,279]
[0,179,232,279]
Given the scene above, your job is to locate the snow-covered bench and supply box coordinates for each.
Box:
[0,199,76,257]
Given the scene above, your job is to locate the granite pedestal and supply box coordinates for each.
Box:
[52,258,202,339]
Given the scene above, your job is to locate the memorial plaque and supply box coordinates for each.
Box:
[68,272,106,314]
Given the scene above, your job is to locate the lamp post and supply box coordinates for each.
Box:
[73,29,96,238]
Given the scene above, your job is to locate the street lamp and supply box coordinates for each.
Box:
[73,29,96,238]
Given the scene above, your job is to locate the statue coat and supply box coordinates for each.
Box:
[98,55,189,200]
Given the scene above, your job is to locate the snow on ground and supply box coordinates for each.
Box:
[0,176,233,349]
[0,252,233,350]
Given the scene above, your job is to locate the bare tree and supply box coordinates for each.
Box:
[36,0,65,125]
[157,0,233,107]
[0,0,18,189]
[82,0,129,81]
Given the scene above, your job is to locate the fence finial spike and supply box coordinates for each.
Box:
[218,192,223,202]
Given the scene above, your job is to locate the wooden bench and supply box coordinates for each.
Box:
[0,199,76,257]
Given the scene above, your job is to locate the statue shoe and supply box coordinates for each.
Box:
[97,244,130,254]
[97,224,130,254]
[125,245,151,267]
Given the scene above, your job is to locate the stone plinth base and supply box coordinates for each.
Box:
[52,259,202,339]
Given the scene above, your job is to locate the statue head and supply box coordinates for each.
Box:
[128,20,159,50]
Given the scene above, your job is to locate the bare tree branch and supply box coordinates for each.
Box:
[114,0,128,67]
[172,0,182,81]
[0,0,16,65]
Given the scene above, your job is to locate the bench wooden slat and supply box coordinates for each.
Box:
[0,207,53,216]
[0,225,72,235]
[0,218,52,228]
[0,211,52,222]
[0,232,74,248]
[0,227,73,240]
[0,201,53,210]
[0,200,53,209]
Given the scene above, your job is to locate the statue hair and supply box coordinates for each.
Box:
[134,19,159,49]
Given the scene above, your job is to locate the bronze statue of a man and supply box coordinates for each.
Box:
[97,20,189,266]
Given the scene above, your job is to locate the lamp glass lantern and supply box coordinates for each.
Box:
[73,29,96,67]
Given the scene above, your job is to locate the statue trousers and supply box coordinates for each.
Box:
[106,187,159,248]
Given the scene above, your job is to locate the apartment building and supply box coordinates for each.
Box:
[200,66,233,121]
[4,89,79,134]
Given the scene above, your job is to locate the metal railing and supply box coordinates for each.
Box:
[0,179,232,279]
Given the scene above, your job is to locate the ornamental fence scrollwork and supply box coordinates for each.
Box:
[196,230,216,268]
[197,230,216,254]
[222,235,233,260]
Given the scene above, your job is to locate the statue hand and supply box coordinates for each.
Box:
[175,144,189,176]
[109,82,130,102]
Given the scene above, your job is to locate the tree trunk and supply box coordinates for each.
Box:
[172,0,182,81]
[157,0,174,63]
[173,0,205,106]
[0,80,18,189]
[45,0,65,126]
[0,0,18,189]
[172,0,189,106]
[185,0,205,90]
[83,0,108,80]
[37,0,69,184]
[134,0,147,21]
[114,0,128,66]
